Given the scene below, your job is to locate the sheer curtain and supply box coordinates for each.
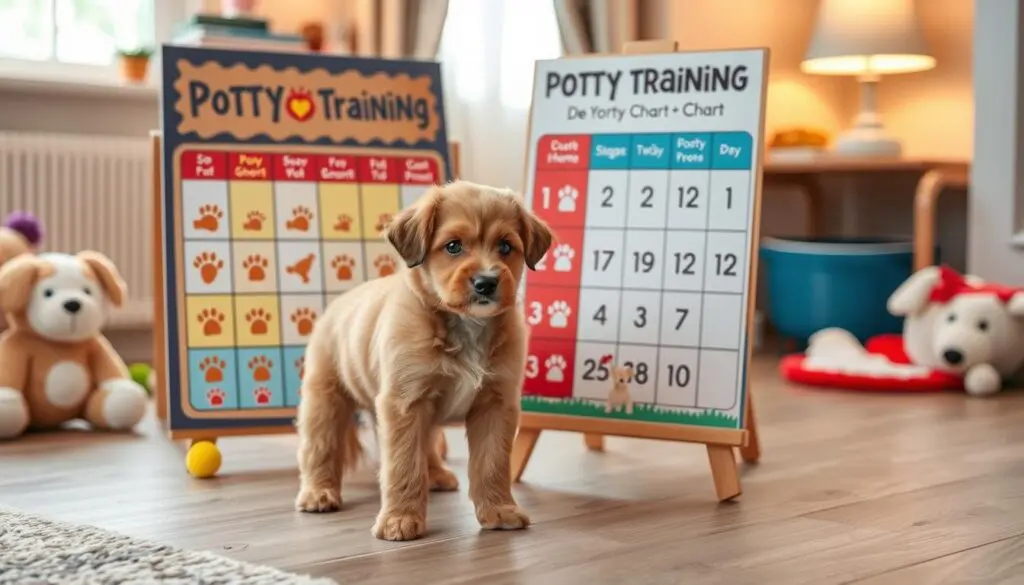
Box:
[437,0,563,191]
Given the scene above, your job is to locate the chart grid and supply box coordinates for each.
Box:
[523,131,753,413]
[177,147,438,414]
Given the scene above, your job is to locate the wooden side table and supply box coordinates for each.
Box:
[762,157,970,271]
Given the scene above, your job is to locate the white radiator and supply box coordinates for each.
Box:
[0,131,153,329]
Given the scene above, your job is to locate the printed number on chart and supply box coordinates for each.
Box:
[631,251,655,274]
[527,299,572,328]
[665,363,692,387]
[525,355,539,378]
[672,308,689,329]
[672,252,697,275]
[678,186,700,208]
[622,361,649,385]
[593,250,615,271]
[714,253,738,276]
[601,186,614,207]
[638,186,655,208]
[581,358,609,381]
[632,306,648,328]
[542,185,579,213]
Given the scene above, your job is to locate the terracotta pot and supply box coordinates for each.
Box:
[120,56,150,83]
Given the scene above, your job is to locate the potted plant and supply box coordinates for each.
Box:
[117,47,153,83]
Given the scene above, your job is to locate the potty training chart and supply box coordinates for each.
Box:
[517,45,768,455]
[158,45,451,439]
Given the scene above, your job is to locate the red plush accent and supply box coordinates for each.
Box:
[864,333,911,364]
[929,264,1022,305]
[779,354,963,392]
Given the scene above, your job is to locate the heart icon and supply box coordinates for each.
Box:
[285,89,315,122]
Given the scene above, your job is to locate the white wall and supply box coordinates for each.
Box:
[968,0,1024,283]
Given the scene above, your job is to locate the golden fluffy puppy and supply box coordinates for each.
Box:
[295,180,553,541]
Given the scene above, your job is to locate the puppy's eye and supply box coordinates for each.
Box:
[978,319,989,332]
[946,313,957,323]
[83,287,92,296]
[497,239,513,256]
[444,240,463,256]
[43,289,53,298]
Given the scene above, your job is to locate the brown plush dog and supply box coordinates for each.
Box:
[0,251,148,439]
[295,180,553,541]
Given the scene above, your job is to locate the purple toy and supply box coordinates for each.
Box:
[3,211,43,246]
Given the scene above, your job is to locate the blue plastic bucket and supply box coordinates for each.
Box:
[759,236,915,345]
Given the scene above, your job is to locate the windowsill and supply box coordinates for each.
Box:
[1010,232,1024,249]
[0,58,159,101]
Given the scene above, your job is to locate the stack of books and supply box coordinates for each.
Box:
[173,13,306,53]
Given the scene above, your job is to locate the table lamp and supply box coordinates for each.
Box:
[800,0,936,157]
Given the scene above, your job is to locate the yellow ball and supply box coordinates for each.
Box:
[186,441,221,478]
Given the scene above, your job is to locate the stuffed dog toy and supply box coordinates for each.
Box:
[0,211,44,331]
[294,180,553,541]
[0,251,148,439]
[887,265,1024,396]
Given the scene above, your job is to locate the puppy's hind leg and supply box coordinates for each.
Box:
[427,426,459,492]
[295,347,360,513]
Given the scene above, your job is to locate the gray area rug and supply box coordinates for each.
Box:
[0,508,336,584]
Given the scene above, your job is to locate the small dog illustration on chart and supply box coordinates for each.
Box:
[602,354,634,414]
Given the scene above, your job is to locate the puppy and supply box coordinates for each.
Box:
[294,180,553,541]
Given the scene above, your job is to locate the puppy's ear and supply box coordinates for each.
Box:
[888,266,942,316]
[0,255,45,314]
[78,251,126,307]
[387,188,441,268]
[1008,292,1024,317]
[518,205,553,271]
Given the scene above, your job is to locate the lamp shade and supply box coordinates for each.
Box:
[801,0,936,76]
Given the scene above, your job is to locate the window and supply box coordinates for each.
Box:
[0,0,154,67]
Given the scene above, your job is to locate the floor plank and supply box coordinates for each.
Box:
[3,355,1024,584]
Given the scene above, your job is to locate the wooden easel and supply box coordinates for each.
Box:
[508,40,766,501]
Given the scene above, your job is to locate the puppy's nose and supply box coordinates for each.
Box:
[943,348,963,366]
[471,275,498,297]
[63,300,82,314]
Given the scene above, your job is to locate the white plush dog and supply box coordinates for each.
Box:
[887,265,1024,396]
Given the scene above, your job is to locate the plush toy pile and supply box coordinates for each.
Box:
[780,265,1024,396]
[0,211,148,440]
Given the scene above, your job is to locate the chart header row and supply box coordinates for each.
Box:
[536,132,753,171]
[180,150,442,183]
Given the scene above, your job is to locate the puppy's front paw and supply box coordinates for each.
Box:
[428,466,460,491]
[295,486,341,513]
[372,512,426,541]
[477,504,531,531]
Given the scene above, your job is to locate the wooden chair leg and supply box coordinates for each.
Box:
[914,168,969,271]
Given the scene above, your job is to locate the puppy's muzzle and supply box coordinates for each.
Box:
[471,274,498,298]
[63,300,82,315]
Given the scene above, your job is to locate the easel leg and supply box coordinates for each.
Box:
[583,433,604,451]
[739,397,761,464]
[706,444,741,501]
[511,428,540,482]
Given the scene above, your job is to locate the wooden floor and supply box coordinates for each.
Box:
[4,353,1024,584]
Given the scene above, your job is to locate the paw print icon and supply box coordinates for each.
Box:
[547,301,571,329]
[557,185,578,213]
[545,355,566,383]
[551,243,574,272]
